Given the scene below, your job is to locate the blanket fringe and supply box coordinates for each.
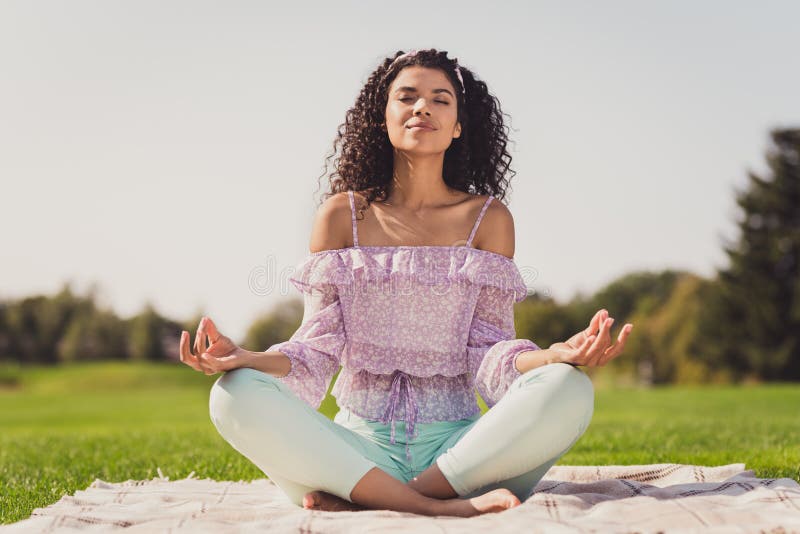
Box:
[153,468,196,481]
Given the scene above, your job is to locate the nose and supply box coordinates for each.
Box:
[413,98,431,116]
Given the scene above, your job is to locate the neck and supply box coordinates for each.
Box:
[387,150,455,209]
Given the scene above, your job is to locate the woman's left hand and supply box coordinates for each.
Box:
[549,309,634,367]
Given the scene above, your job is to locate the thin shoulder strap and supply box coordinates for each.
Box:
[466,196,493,247]
[347,190,359,247]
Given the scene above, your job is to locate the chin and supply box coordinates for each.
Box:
[395,145,446,156]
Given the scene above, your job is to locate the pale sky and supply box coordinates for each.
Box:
[2,0,798,342]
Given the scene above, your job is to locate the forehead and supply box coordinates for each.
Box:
[389,65,454,93]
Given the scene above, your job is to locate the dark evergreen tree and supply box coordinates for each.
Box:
[709,128,800,380]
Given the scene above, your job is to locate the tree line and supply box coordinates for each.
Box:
[1,128,797,383]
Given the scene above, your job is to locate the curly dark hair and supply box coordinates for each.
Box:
[316,48,517,212]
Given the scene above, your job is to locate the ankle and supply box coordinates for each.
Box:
[406,468,459,499]
[426,495,468,517]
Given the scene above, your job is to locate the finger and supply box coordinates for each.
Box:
[586,309,605,336]
[180,331,202,371]
[203,317,222,343]
[586,317,614,364]
[600,344,622,366]
[594,309,608,335]
[194,346,210,373]
[565,335,596,366]
[599,323,633,365]
[575,335,595,364]
[187,326,210,373]
[180,331,196,367]
[199,353,220,375]
[194,318,207,358]
[179,331,189,364]
[205,341,222,357]
[206,340,233,357]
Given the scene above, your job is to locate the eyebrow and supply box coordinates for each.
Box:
[393,86,454,98]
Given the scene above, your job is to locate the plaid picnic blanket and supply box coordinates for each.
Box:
[3,463,799,533]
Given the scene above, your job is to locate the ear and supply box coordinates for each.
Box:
[453,121,462,139]
[381,122,387,132]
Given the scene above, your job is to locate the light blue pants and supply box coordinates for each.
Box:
[209,362,594,507]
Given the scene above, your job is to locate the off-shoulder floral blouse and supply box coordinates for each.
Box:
[266,191,540,462]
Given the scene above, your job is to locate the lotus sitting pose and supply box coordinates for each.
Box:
[179,48,633,518]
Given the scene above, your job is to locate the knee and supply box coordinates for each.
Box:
[208,367,283,435]
[523,362,594,429]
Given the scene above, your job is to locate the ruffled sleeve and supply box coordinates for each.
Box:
[266,283,345,410]
[468,284,540,408]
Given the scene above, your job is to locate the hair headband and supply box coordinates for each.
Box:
[389,49,466,96]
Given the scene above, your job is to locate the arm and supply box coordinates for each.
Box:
[262,287,345,409]
[232,347,292,377]
[468,284,543,407]
[514,347,568,373]
[232,285,344,383]
[467,197,561,404]
[182,317,293,377]
[245,193,353,408]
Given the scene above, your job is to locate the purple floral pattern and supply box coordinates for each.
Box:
[265,246,541,462]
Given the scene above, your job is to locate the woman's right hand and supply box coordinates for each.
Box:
[179,316,247,375]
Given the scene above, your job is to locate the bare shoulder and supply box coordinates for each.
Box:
[472,195,515,259]
[308,191,354,254]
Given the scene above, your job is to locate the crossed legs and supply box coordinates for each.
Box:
[208,363,594,515]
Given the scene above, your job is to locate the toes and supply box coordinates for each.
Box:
[303,491,319,509]
[497,488,521,509]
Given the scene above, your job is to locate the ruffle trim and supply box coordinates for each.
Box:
[288,246,530,302]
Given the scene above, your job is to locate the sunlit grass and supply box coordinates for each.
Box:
[1,361,798,524]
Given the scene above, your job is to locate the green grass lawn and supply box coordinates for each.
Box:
[1,361,798,524]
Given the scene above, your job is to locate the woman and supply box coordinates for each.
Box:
[179,48,633,517]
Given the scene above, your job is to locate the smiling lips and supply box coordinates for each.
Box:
[407,122,435,131]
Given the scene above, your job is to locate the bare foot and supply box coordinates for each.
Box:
[442,488,522,517]
[302,490,367,512]
[303,487,521,517]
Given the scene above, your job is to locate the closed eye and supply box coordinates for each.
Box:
[400,97,449,104]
